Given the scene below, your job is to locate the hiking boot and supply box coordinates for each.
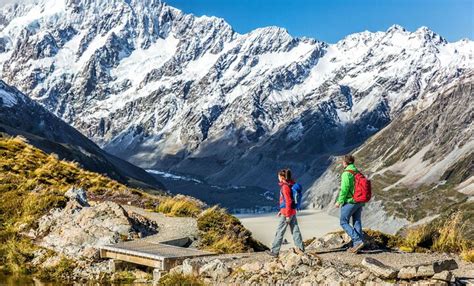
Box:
[265,250,278,258]
[349,242,365,254]
[293,247,305,255]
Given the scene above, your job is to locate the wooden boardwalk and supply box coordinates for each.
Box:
[100,239,214,271]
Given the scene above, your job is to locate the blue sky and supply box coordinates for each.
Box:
[166,0,473,43]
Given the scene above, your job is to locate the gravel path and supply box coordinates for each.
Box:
[123,205,198,242]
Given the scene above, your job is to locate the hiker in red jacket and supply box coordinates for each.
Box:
[267,169,304,257]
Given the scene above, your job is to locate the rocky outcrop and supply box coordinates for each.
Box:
[30,188,159,260]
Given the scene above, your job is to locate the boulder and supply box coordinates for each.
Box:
[35,200,158,259]
[65,187,89,207]
[433,259,458,273]
[199,259,230,280]
[263,260,284,273]
[308,232,350,249]
[361,257,398,279]
[182,259,201,275]
[398,266,418,279]
[280,251,303,271]
[241,261,263,272]
[432,271,453,282]
[398,259,458,280]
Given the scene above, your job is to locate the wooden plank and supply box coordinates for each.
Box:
[101,249,163,269]
[99,241,215,271]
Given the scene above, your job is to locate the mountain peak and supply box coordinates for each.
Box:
[387,24,406,33]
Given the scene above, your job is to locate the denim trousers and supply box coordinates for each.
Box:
[340,203,364,245]
[271,215,305,254]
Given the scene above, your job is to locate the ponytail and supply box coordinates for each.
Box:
[278,168,292,181]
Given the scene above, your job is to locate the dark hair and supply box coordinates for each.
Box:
[343,155,355,165]
[278,168,292,181]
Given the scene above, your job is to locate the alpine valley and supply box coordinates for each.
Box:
[0,0,473,233]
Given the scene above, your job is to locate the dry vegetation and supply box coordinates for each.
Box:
[197,206,268,254]
[159,272,206,286]
[0,135,267,279]
[0,135,162,276]
[155,196,203,218]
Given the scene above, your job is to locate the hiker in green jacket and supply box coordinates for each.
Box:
[335,155,365,253]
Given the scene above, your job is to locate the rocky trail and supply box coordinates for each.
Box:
[121,203,474,285]
[170,246,473,285]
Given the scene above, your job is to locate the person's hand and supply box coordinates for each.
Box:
[335,202,340,208]
[277,211,281,217]
[285,216,291,224]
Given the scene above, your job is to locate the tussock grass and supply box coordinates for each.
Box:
[0,135,162,277]
[0,134,267,281]
[461,248,474,263]
[155,197,202,218]
[398,211,473,261]
[159,273,206,286]
[36,257,76,281]
[197,206,268,254]
[432,212,471,253]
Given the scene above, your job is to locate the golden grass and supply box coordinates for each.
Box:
[398,211,473,260]
[155,197,202,218]
[159,273,206,286]
[432,212,469,253]
[461,248,474,263]
[0,135,163,276]
[196,206,268,254]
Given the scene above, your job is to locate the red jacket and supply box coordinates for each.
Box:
[279,180,297,217]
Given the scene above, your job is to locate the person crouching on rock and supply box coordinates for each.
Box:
[267,168,305,257]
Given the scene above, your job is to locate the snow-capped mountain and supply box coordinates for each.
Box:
[0,79,165,190]
[0,0,472,192]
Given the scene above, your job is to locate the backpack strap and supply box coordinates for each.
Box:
[345,170,357,175]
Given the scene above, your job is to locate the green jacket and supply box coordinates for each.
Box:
[337,164,358,204]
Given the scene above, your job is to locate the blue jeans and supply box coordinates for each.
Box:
[340,203,364,246]
[271,215,305,254]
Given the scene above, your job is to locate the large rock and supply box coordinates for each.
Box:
[35,199,158,259]
[361,257,398,279]
[398,266,418,279]
[432,271,453,282]
[398,259,458,280]
[199,259,231,280]
[241,261,263,272]
[64,187,89,207]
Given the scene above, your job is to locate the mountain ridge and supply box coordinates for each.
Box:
[0,79,165,190]
[0,0,472,206]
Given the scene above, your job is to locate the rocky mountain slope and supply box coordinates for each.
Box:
[306,75,473,234]
[0,80,164,189]
[0,0,472,192]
